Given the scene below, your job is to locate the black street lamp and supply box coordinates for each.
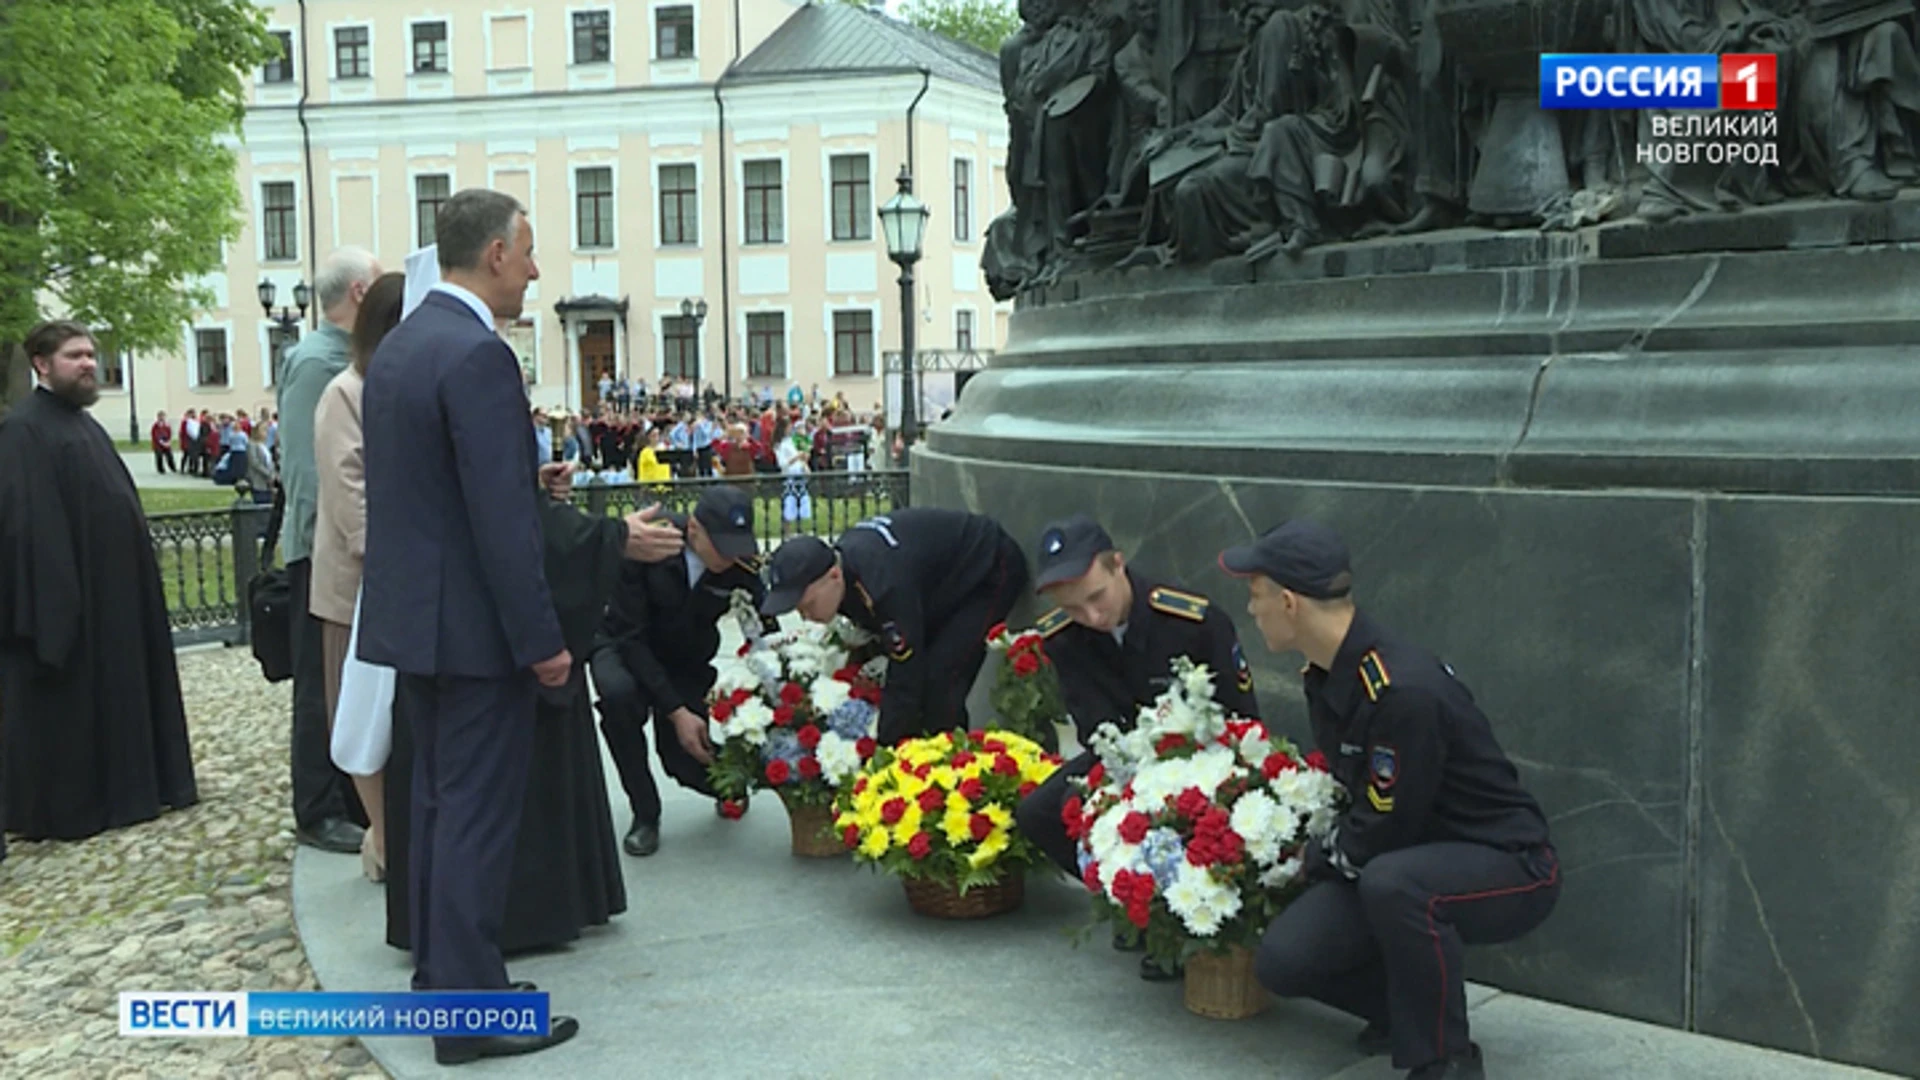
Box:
[257,278,311,331]
[878,164,929,464]
[679,296,709,391]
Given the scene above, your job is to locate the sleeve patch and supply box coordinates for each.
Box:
[1036,607,1072,638]
[883,621,913,661]
[1366,785,1395,813]
[1370,745,1397,790]
[1358,650,1391,702]
[1148,586,1208,622]
[1233,642,1253,692]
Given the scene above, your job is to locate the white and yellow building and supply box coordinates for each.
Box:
[108,0,1010,422]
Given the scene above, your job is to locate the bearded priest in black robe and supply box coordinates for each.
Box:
[0,321,198,858]
[384,479,682,954]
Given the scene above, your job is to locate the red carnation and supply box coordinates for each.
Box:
[853,776,869,795]
[1117,811,1152,845]
[1087,762,1106,788]
[881,797,908,825]
[1175,787,1212,822]
[992,754,1019,777]
[842,824,862,848]
[779,682,806,706]
[855,737,877,759]
[1012,651,1041,677]
[730,688,753,707]
[798,756,822,780]
[1262,753,1298,779]
[765,759,791,785]
[1062,795,1086,839]
[907,832,934,861]
[1305,750,1330,771]
[1126,902,1152,929]
[917,787,946,813]
[718,800,746,820]
[1081,859,1103,893]
[1155,733,1187,754]
[772,705,795,727]
[968,813,994,842]
[797,724,822,750]
[957,777,986,802]
[1018,781,1037,798]
[951,751,977,769]
[736,642,751,657]
[987,622,1009,642]
[711,700,734,723]
[982,737,1008,753]
[833,665,861,682]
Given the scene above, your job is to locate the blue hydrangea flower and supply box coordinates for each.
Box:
[1077,849,1095,875]
[760,729,804,766]
[1141,827,1186,890]
[828,699,876,740]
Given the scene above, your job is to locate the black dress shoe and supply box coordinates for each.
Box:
[1356,1020,1391,1056]
[1408,1044,1484,1080]
[623,821,660,857]
[509,981,537,992]
[1111,932,1144,953]
[295,818,365,854]
[434,1016,580,1066]
[1138,954,1182,982]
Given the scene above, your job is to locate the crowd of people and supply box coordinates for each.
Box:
[147,404,278,500]
[0,186,1555,1080]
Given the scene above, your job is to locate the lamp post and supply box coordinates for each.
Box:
[257,278,311,385]
[679,296,708,394]
[878,164,929,465]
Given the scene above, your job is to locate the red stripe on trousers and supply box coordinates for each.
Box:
[1427,849,1561,1060]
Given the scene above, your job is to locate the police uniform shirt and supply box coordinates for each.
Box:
[596,515,777,716]
[1037,569,1260,740]
[1306,610,1550,877]
[834,508,1014,719]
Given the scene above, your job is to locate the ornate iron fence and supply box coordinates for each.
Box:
[149,470,910,645]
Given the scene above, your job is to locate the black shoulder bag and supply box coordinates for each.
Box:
[248,488,295,682]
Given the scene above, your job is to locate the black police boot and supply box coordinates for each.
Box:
[623,820,661,857]
[1138,954,1182,982]
[1111,932,1144,953]
[1408,1044,1484,1080]
[1356,1020,1391,1056]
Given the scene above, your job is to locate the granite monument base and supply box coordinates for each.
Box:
[920,199,1920,1076]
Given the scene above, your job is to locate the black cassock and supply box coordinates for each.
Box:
[384,498,628,953]
[0,388,197,857]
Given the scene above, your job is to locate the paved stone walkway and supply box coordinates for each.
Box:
[0,646,383,1079]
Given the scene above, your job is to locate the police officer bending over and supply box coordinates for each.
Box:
[1013,514,1259,981]
[1220,521,1559,1080]
[759,508,1027,744]
[591,487,779,857]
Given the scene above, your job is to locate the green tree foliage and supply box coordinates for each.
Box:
[902,0,1022,54]
[0,0,276,412]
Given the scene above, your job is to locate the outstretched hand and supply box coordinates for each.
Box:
[539,461,575,501]
[623,503,685,563]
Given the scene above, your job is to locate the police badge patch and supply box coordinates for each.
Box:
[1370,745,1397,790]
[882,621,913,661]
[1233,643,1253,693]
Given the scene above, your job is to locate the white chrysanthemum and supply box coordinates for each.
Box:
[1230,790,1285,864]
[810,676,852,715]
[1130,746,1238,809]
[1164,862,1242,937]
[815,732,862,784]
[712,659,761,695]
[731,698,774,747]
[1259,855,1306,890]
[1237,730,1272,767]
[1087,809,1128,865]
[858,655,889,684]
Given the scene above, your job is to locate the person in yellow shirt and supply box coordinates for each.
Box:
[637,428,672,484]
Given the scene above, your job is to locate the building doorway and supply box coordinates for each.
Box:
[579,319,615,411]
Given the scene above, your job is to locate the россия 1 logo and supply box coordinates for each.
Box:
[1539,54,1777,110]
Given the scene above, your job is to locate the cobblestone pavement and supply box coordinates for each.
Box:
[0,646,386,1079]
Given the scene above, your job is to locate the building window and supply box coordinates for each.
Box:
[655,5,695,58]
[96,348,124,389]
[195,329,230,388]
[742,159,783,245]
[267,326,300,386]
[746,312,786,378]
[415,174,450,248]
[658,163,698,246]
[412,21,448,73]
[662,314,699,379]
[334,26,369,79]
[261,182,298,262]
[572,10,611,64]
[576,166,615,249]
[956,309,975,351]
[263,31,295,84]
[832,310,874,376]
[953,158,973,242]
[830,155,872,241]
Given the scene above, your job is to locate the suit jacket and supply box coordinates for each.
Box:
[591,518,777,716]
[357,291,563,678]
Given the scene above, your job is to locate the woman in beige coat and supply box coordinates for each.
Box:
[311,272,405,881]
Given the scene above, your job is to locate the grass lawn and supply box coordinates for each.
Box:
[141,488,243,515]
[145,493,264,629]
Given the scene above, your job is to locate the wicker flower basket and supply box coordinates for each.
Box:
[902,873,1026,919]
[1183,946,1270,1020]
[779,793,844,858]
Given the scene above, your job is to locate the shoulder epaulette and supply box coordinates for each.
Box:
[1358,649,1392,702]
[736,553,763,574]
[1148,586,1208,622]
[1036,607,1071,638]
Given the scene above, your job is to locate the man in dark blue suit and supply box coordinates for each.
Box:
[359,189,580,1065]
